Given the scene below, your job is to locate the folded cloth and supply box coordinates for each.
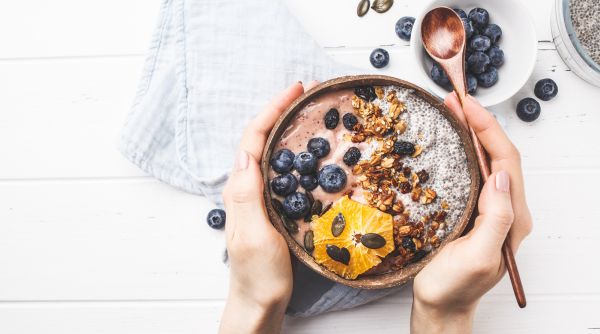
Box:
[119,0,403,317]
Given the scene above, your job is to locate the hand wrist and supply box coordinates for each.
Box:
[219,287,289,334]
[411,297,476,334]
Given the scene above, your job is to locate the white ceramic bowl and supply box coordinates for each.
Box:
[410,0,537,107]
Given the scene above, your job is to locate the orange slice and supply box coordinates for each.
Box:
[311,196,394,279]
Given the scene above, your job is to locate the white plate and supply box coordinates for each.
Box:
[410,0,537,107]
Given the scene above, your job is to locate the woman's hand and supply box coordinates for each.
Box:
[411,94,533,334]
[219,82,317,334]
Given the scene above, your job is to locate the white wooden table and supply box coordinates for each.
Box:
[1,0,599,333]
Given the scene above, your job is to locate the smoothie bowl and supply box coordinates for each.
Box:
[261,76,480,289]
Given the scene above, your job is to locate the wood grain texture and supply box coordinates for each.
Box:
[1,0,599,332]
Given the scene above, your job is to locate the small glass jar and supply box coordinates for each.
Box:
[551,0,600,87]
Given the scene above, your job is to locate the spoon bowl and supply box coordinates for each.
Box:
[421,7,466,61]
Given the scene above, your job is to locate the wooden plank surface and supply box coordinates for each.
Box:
[1,0,599,333]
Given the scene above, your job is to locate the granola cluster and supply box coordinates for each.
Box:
[345,87,451,267]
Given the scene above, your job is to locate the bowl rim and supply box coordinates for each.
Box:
[409,0,538,107]
[261,75,481,289]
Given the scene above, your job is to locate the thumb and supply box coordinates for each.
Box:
[469,170,515,253]
[223,150,267,237]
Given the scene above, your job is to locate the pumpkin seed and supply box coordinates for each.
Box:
[271,198,284,215]
[331,213,346,237]
[304,230,314,253]
[360,233,386,249]
[326,244,350,265]
[371,0,393,13]
[311,200,323,217]
[281,215,298,234]
[321,202,332,216]
[305,191,315,205]
[357,0,370,17]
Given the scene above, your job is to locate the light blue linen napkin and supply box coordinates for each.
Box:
[118,0,403,317]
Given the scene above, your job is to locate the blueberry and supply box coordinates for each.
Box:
[342,113,359,131]
[395,16,415,41]
[369,48,390,68]
[516,98,541,122]
[282,192,311,219]
[483,24,502,44]
[534,78,558,101]
[318,164,347,193]
[393,141,416,155]
[269,149,295,174]
[461,18,475,39]
[477,66,498,88]
[430,62,450,88]
[343,147,361,166]
[467,74,478,94]
[307,137,330,158]
[468,8,489,29]
[206,209,226,229]
[270,173,299,196]
[467,51,490,74]
[453,8,468,20]
[324,108,339,129]
[354,86,377,102]
[293,152,317,175]
[401,236,416,252]
[299,174,318,191]
[487,46,504,67]
[470,35,491,52]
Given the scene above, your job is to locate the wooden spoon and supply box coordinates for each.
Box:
[421,6,527,308]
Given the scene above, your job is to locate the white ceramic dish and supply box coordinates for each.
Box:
[410,0,537,107]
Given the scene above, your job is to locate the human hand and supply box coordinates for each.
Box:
[219,81,318,334]
[411,94,533,334]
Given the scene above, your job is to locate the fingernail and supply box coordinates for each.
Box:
[297,80,303,85]
[495,170,510,193]
[234,150,249,171]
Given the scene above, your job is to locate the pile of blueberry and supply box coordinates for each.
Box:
[269,114,349,219]
[516,78,558,122]
[430,8,504,94]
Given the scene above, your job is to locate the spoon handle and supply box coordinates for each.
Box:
[469,127,527,308]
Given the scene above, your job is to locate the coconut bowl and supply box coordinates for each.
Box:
[261,75,480,289]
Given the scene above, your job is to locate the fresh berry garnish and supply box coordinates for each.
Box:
[307,137,331,158]
[453,8,468,20]
[342,113,359,130]
[318,164,347,193]
[430,62,450,87]
[282,192,311,219]
[354,86,377,102]
[299,174,318,191]
[269,149,295,174]
[468,8,489,29]
[461,18,475,39]
[467,74,478,94]
[470,35,491,52]
[401,236,416,252]
[324,108,340,129]
[293,152,318,175]
[393,140,416,156]
[343,147,361,166]
[270,173,299,196]
[395,16,415,41]
[467,51,490,74]
[534,78,558,101]
[516,98,541,122]
[206,209,226,229]
[482,24,502,44]
[487,46,504,67]
[369,48,390,68]
[476,66,498,88]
